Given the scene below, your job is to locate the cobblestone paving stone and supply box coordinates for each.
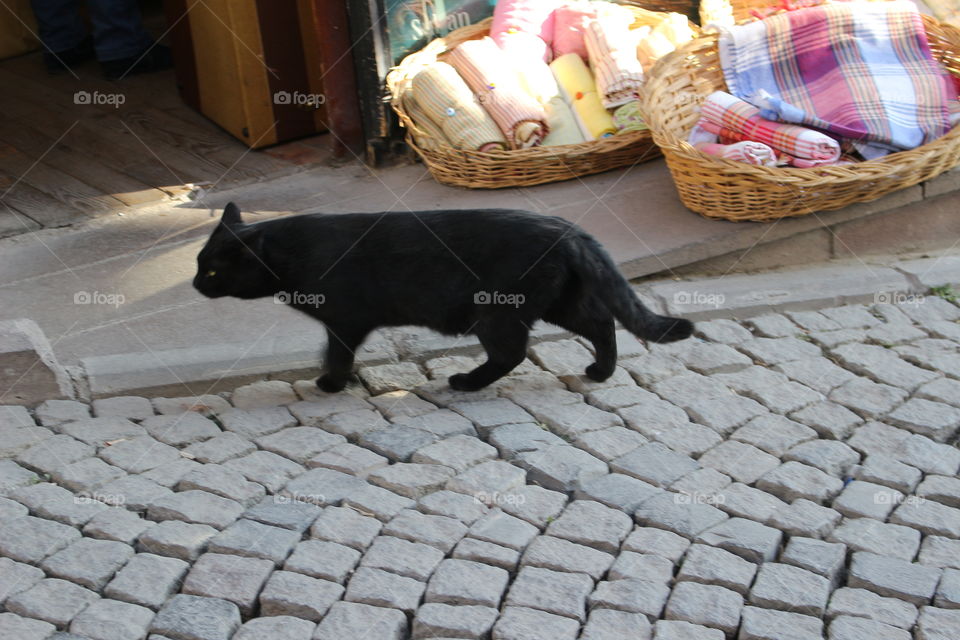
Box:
[2,299,960,638]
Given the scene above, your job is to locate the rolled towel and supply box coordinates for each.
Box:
[410,62,508,152]
[584,19,644,109]
[397,85,454,151]
[699,91,841,167]
[490,0,555,62]
[446,37,549,149]
[552,1,598,60]
[506,36,586,146]
[613,100,648,133]
[550,52,617,140]
[553,1,634,60]
[695,140,778,166]
[542,96,587,145]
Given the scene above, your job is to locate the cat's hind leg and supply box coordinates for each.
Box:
[449,318,529,391]
[545,304,618,381]
[317,324,371,393]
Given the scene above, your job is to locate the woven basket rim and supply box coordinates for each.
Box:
[641,7,960,219]
[385,3,698,184]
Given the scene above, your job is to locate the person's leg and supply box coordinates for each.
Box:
[87,0,171,78]
[86,0,153,61]
[30,0,93,73]
[30,0,86,51]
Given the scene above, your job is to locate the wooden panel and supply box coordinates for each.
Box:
[0,0,39,59]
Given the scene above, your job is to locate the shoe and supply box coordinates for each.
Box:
[43,36,94,75]
[101,43,172,80]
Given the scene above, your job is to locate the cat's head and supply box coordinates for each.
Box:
[193,203,280,299]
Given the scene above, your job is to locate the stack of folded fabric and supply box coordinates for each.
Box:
[400,0,697,152]
[717,0,953,159]
[584,15,644,108]
[690,91,841,167]
[551,52,617,140]
[446,37,550,149]
[411,61,509,152]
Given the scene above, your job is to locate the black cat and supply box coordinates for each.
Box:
[193,203,693,393]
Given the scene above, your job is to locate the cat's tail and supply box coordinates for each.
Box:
[580,238,694,343]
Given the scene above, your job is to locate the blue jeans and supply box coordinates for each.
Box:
[30,0,153,61]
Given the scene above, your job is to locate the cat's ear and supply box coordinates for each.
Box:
[221,202,243,227]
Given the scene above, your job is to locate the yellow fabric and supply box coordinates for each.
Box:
[636,30,675,71]
[550,52,616,140]
[410,61,508,151]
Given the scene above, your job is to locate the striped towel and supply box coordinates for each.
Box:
[410,62,508,152]
[699,91,840,167]
[551,52,617,140]
[506,33,586,146]
[718,0,953,158]
[446,37,549,149]
[396,81,453,151]
[696,141,778,166]
[584,19,644,109]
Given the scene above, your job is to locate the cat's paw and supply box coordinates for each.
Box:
[316,374,348,393]
[585,363,614,382]
[448,373,483,392]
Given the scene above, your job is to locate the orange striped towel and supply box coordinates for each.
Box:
[446,37,549,149]
[584,19,644,109]
[410,62,508,152]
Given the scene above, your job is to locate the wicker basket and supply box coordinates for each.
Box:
[642,3,960,221]
[387,6,695,189]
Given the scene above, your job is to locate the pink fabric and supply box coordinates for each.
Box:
[552,2,598,60]
[490,0,556,62]
[695,141,778,166]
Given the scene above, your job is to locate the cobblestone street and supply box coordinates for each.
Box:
[2,296,960,640]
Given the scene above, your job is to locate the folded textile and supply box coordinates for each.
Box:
[490,0,555,62]
[613,100,648,133]
[699,91,841,167]
[397,83,454,151]
[446,37,549,149]
[542,97,588,145]
[635,28,675,72]
[584,19,644,109]
[509,40,586,146]
[553,1,598,60]
[550,52,617,140]
[718,0,953,158]
[410,62,508,152]
[696,140,778,166]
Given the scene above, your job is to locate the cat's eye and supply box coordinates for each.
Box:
[206,270,216,277]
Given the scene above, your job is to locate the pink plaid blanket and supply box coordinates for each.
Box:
[718,0,954,158]
[698,91,841,167]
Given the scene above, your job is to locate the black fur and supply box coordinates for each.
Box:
[193,203,694,392]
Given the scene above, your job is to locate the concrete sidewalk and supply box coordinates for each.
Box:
[2,151,960,370]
